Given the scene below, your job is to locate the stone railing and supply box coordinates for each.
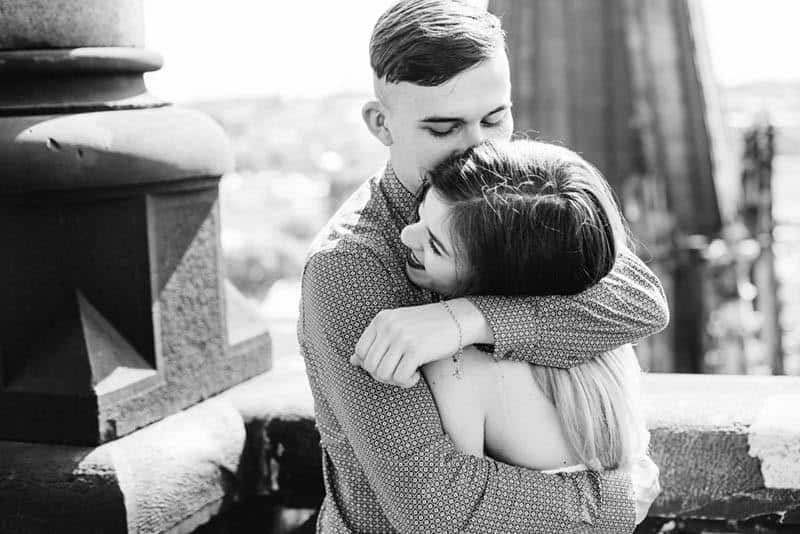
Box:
[4,353,798,533]
[640,373,800,533]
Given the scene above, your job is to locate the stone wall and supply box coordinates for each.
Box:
[3,357,798,533]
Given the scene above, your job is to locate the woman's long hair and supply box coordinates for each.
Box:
[427,139,645,470]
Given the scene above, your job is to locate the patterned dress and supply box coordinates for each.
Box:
[299,165,669,533]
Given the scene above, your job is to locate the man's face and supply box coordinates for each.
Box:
[378,52,513,190]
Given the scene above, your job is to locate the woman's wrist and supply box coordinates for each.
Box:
[445,297,494,346]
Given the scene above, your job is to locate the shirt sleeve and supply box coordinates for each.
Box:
[466,246,670,367]
[300,248,636,533]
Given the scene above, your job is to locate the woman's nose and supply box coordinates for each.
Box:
[400,223,420,249]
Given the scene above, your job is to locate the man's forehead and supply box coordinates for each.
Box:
[376,54,511,119]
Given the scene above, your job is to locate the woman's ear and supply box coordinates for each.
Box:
[362,100,393,146]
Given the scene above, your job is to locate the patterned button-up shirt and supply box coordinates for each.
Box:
[299,165,669,533]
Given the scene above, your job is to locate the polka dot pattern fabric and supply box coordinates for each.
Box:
[299,165,668,533]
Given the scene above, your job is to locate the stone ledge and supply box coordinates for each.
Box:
[0,359,314,534]
[642,373,800,527]
[3,365,799,532]
[219,359,321,510]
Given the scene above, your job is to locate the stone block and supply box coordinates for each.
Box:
[0,5,271,444]
[643,373,800,528]
[0,0,144,49]
[0,396,246,534]
[221,360,323,509]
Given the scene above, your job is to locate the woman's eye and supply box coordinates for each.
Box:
[428,238,441,255]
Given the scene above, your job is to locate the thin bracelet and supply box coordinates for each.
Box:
[440,299,463,379]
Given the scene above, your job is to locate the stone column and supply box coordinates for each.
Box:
[0,0,271,445]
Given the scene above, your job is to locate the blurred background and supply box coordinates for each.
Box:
[143,0,799,375]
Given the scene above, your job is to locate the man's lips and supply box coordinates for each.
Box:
[406,249,424,270]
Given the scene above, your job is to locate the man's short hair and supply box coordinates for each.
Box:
[370,0,506,87]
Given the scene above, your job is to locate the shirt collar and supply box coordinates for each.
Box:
[380,162,419,224]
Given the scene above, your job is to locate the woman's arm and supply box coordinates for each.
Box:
[421,351,486,458]
[354,247,668,386]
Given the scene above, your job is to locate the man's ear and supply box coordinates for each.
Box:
[362,100,393,146]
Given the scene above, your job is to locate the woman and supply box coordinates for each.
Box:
[400,139,659,522]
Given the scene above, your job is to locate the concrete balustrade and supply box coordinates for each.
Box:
[3,362,798,533]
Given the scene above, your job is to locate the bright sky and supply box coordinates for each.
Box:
[143,0,800,102]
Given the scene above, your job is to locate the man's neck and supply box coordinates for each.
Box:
[389,160,423,196]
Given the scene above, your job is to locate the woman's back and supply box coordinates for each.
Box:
[484,356,581,470]
[423,347,579,471]
[423,344,643,472]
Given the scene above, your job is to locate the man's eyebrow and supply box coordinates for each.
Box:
[428,228,450,256]
[483,104,510,117]
[419,104,509,124]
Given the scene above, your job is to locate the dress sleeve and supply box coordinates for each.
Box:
[300,248,636,532]
[466,246,669,367]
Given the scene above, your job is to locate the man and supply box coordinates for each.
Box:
[299,1,669,532]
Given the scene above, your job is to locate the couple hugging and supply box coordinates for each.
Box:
[298,1,669,532]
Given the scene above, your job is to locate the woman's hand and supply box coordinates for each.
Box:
[350,299,492,387]
[632,449,662,524]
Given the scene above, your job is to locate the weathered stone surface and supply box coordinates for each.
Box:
[192,499,318,534]
[650,428,765,513]
[642,373,800,530]
[644,375,800,504]
[748,393,800,490]
[0,397,246,534]
[0,360,313,533]
[3,369,799,532]
[0,48,163,75]
[0,0,270,444]
[0,0,144,49]
[0,107,233,194]
[221,359,322,508]
[0,47,164,114]
[0,178,272,444]
[225,280,276,346]
[681,488,800,523]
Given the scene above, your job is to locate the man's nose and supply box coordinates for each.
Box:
[461,123,486,149]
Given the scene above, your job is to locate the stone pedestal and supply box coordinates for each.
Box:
[0,0,271,445]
